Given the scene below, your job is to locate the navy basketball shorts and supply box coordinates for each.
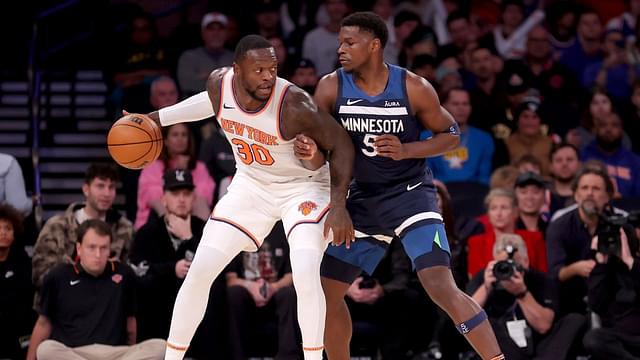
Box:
[321,176,451,284]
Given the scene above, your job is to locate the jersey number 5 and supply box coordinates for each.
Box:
[362,134,378,157]
[231,139,275,166]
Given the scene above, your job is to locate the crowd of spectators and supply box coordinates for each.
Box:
[2,0,640,359]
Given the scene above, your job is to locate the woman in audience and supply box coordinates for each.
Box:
[467,188,547,277]
[135,123,215,229]
[0,204,35,360]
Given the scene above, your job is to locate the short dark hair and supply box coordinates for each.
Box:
[393,10,421,28]
[0,204,24,236]
[84,163,119,184]
[441,87,468,104]
[571,166,615,197]
[501,0,525,12]
[514,154,542,171]
[341,12,389,47]
[234,34,273,62]
[77,219,113,244]
[550,142,579,161]
[446,10,469,27]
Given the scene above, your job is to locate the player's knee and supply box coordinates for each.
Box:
[419,268,457,301]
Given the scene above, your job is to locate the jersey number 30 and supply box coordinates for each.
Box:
[362,134,378,157]
[232,139,275,166]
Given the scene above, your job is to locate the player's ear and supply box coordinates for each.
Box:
[371,38,381,52]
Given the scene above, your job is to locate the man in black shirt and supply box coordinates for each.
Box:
[546,167,615,315]
[129,169,207,341]
[26,219,165,360]
[583,227,640,359]
[467,233,585,360]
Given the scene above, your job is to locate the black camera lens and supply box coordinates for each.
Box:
[493,260,515,281]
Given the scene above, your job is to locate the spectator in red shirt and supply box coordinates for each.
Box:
[468,188,548,277]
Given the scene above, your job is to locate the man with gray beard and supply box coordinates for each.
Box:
[546,167,615,316]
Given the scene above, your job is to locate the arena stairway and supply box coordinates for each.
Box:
[0,70,123,221]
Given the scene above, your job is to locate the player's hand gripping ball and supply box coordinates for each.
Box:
[107,113,163,169]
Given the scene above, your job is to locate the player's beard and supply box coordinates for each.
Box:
[248,89,269,102]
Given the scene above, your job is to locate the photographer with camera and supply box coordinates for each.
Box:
[583,221,640,359]
[546,167,622,316]
[467,234,586,360]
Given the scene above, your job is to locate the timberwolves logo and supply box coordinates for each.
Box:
[298,201,318,216]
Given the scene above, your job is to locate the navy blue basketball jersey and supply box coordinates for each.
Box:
[334,64,425,184]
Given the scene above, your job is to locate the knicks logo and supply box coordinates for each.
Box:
[298,201,318,216]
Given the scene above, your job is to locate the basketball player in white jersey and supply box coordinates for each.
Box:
[144,35,355,360]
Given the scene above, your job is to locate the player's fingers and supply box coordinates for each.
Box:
[122,110,130,115]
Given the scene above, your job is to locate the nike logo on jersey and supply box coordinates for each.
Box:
[70,280,80,286]
[346,99,363,105]
[223,103,235,109]
[407,182,422,191]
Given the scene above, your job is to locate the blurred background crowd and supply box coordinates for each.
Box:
[1,0,640,359]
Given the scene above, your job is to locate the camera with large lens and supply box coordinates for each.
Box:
[596,208,640,256]
[492,245,524,281]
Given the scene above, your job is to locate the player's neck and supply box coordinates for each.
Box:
[232,76,268,112]
[352,62,388,96]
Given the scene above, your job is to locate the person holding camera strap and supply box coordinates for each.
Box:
[583,224,640,360]
[467,234,586,360]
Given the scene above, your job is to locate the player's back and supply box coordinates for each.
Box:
[334,64,425,185]
[216,68,327,184]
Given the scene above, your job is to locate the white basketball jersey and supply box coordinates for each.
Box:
[216,69,328,184]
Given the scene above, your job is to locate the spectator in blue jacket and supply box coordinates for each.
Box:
[427,88,495,185]
[582,112,640,197]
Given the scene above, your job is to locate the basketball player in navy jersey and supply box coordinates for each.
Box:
[295,12,504,360]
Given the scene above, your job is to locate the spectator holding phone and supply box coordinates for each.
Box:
[128,169,205,341]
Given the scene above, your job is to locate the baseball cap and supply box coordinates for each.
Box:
[163,169,195,191]
[201,12,228,28]
[513,98,541,121]
[515,171,546,189]
[506,71,529,95]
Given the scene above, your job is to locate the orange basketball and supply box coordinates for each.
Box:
[107,113,163,169]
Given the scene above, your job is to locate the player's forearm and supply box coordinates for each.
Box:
[272,273,293,292]
[301,152,327,170]
[403,133,460,159]
[149,91,215,127]
[327,134,354,207]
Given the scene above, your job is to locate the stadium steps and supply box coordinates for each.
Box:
[34,70,124,219]
[0,79,33,187]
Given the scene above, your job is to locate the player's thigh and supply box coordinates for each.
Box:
[400,220,451,271]
[207,183,278,252]
[280,185,331,252]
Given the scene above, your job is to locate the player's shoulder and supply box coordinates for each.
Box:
[314,71,339,110]
[206,66,232,90]
[282,84,317,114]
[403,69,436,92]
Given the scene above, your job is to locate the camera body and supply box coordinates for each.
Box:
[597,208,640,257]
[493,244,524,281]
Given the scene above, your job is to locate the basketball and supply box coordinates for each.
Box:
[107,113,163,169]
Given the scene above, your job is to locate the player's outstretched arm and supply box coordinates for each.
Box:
[146,67,230,127]
[281,86,355,247]
[374,73,460,160]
